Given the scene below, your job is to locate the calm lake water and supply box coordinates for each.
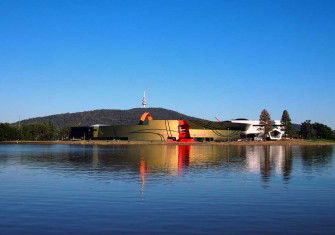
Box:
[0,144,334,234]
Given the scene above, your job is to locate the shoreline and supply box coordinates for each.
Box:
[1,140,335,146]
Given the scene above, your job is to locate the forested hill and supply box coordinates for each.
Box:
[15,108,204,128]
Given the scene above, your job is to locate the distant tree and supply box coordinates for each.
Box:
[20,122,58,141]
[300,120,316,139]
[300,120,334,140]
[260,109,272,140]
[313,122,334,140]
[0,122,65,141]
[281,110,293,137]
[0,123,20,141]
[58,127,70,140]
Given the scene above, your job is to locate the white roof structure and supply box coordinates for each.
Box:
[90,124,108,127]
[229,119,285,140]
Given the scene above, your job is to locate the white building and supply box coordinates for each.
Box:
[229,119,285,140]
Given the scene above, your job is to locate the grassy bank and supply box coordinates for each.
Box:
[1,139,335,146]
[306,139,335,144]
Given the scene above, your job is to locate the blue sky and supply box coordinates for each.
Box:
[0,0,334,127]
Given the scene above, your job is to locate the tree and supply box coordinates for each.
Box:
[0,122,64,141]
[281,110,293,137]
[58,127,70,140]
[260,109,272,140]
[313,122,334,140]
[0,123,20,141]
[300,120,316,139]
[300,120,335,140]
[20,122,58,141]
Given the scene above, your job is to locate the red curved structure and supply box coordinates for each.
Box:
[177,120,196,143]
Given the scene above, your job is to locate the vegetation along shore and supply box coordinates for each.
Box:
[0,108,334,143]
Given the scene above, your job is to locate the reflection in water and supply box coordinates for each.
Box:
[261,146,271,182]
[139,145,191,197]
[300,145,333,168]
[178,145,190,176]
[283,146,293,181]
[0,144,334,234]
[2,144,334,187]
[139,156,147,198]
[245,145,294,182]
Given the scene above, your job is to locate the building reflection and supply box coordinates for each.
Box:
[14,144,334,191]
[139,156,148,198]
[177,145,190,176]
[138,145,191,196]
[245,145,293,182]
[131,144,301,192]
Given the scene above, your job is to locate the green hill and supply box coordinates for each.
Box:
[16,108,204,128]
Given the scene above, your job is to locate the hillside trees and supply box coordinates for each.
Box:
[21,122,57,140]
[0,123,20,141]
[17,108,202,128]
[0,122,70,141]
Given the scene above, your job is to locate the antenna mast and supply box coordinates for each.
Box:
[142,91,147,108]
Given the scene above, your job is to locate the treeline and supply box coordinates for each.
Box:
[300,120,335,140]
[0,122,70,141]
[260,109,334,140]
[1,112,334,141]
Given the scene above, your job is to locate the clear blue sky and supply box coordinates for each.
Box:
[0,0,334,127]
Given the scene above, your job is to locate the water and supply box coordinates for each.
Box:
[0,144,334,234]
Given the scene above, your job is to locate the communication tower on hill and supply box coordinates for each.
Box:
[142,91,147,108]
